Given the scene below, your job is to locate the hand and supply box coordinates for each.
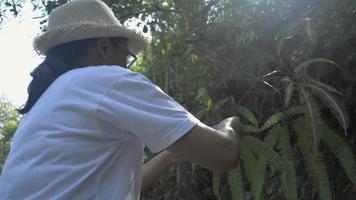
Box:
[214,116,241,145]
[215,116,242,132]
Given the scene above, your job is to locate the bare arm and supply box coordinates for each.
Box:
[167,117,241,172]
[140,117,241,191]
[141,151,180,192]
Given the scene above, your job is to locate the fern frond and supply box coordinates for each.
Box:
[243,135,284,172]
[303,83,349,135]
[264,126,280,147]
[212,172,221,200]
[298,86,320,156]
[235,105,258,127]
[264,125,298,200]
[294,119,332,200]
[294,58,340,74]
[294,118,313,153]
[241,139,267,200]
[242,125,260,133]
[260,112,286,132]
[285,106,305,116]
[284,81,294,108]
[305,77,343,95]
[260,106,304,132]
[228,165,244,200]
[321,124,356,184]
[314,154,332,200]
[277,126,298,200]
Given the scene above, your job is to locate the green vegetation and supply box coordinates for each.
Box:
[1,0,355,199]
[0,97,19,171]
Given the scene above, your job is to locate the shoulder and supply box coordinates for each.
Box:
[66,65,160,97]
[68,65,131,77]
[60,65,151,86]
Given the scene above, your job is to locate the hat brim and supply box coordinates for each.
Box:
[33,22,149,56]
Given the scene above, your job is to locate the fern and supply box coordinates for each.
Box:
[264,126,298,200]
[260,106,303,132]
[305,77,343,95]
[213,171,221,200]
[314,154,332,200]
[321,124,356,184]
[284,81,294,108]
[260,112,286,132]
[241,138,267,200]
[276,126,298,200]
[228,165,244,200]
[264,126,280,147]
[294,119,332,200]
[243,135,284,173]
[294,58,340,74]
[303,83,349,135]
[235,104,258,127]
[242,125,260,133]
[298,86,320,156]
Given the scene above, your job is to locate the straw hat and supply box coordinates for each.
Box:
[33,0,148,56]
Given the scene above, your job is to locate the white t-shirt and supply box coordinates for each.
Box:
[0,65,199,200]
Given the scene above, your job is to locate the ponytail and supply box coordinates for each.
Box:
[18,38,97,114]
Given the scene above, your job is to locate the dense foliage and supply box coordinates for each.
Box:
[1,0,355,199]
[0,97,19,171]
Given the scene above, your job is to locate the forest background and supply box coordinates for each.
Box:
[0,0,355,199]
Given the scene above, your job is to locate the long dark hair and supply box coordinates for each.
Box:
[18,38,97,114]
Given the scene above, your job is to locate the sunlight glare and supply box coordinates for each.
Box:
[0,0,43,107]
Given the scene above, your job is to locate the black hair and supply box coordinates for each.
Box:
[18,38,97,114]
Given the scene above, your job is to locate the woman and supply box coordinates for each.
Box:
[0,0,240,199]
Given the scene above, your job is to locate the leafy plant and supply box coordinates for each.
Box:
[0,98,20,172]
[2,0,356,199]
[214,96,354,200]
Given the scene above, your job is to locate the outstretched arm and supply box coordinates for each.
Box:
[141,150,182,192]
[141,117,241,191]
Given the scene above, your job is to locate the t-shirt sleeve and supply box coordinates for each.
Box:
[96,71,200,153]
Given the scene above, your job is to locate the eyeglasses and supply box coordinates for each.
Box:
[127,50,137,69]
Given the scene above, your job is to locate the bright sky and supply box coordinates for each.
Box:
[0,1,43,107]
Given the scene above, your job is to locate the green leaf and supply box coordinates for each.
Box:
[1,120,18,139]
[212,171,221,200]
[260,106,303,132]
[314,154,332,200]
[241,138,267,200]
[299,86,320,156]
[305,77,343,95]
[321,124,356,184]
[264,126,297,200]
[243,135,284,173]
[284,81,294,108]
[260,112,285,132]
[242,125,260,133]
[294,119,332,200]
[276,126,298,200]
[303,83,349,135]
[228,166,244,200]
[197,87,213,110]
[235,105,258,127]
[294,58,340,74]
